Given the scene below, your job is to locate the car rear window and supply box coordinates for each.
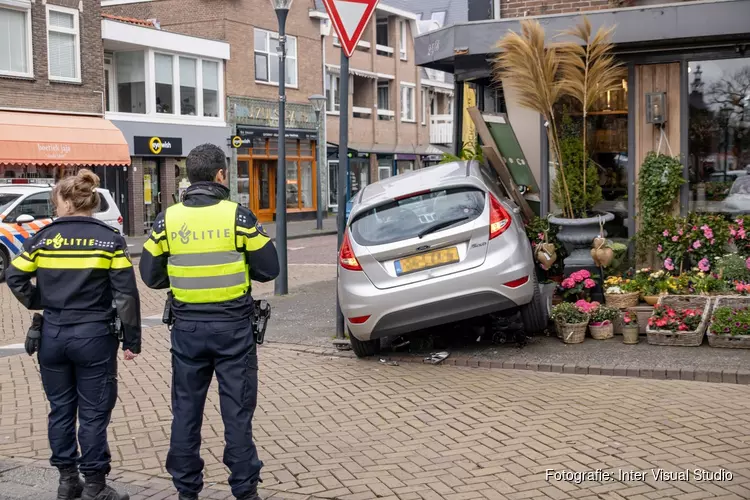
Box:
[350,187,485,246]
[0,194,20,214]
[97,193,110,213]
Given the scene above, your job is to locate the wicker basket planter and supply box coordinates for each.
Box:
[590,322,614,340]
[558,321,587,344]
[605,292,639,309]
[646,295,711,347]
[707,296,750,349]
[622,325,639,344]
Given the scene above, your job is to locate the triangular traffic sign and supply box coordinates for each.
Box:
[322,0,379,58]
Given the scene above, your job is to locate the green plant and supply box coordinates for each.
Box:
[710,306,750,336]
[552,113,602,217]
[656,213,730,271]
[550,302,589,323]
[589,305,620,325]
[440,138,484,164]
[689,270,729,294]
[636,151,685,259]
[716,254,750,283]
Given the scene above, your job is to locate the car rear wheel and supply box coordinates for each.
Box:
[519,274,548,334]
[0,246,8,283]
[349,331,379,358]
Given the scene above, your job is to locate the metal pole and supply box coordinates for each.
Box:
[229,103,238,203]
[335,51,349,339]
[274,8,289,296]
[315,109,323,230]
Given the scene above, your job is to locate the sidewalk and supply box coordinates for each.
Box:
[126,218,338,257]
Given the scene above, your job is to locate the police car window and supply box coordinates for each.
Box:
[97,194,110,213]
[0,194,20,214]
[7,192,53,221]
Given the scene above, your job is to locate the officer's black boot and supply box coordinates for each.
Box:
[236,483,261,500]
[81,472,129,500]
[178,494,198,500]
[56,466,83,500]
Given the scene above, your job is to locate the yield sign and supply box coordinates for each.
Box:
[322,0,379,58]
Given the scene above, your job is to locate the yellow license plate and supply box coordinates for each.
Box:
[395,247,460,276]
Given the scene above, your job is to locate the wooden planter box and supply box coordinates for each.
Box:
[707,296,750,349]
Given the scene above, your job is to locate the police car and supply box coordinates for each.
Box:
[0,181,124,281]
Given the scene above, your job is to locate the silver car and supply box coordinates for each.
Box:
[338,160,547,357]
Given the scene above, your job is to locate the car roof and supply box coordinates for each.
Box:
[355,161,487,209]
[0,185,52,195]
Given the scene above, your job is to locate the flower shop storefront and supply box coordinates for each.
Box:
[416,0,750,349]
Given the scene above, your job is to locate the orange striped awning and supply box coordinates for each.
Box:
[0,111,130,167]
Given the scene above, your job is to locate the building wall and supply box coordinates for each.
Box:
[498,0,697,17]
[0,0,104,114]
[127,157,145,236]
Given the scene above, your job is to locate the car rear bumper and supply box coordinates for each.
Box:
[339,244,535,341]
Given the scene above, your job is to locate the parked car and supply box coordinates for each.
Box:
[338,160,547,357]
[722,176,750,215]
[0,184,123,281]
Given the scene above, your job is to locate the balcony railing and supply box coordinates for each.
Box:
[430,114,453,144]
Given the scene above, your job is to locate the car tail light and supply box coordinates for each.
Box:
[339,230,362,271]
[395,189,430,201]
[503,276,529,288]
[489,194,511,240]
[117,216,123,225]
[348,315,370,324]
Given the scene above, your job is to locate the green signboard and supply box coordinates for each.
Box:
[482,113,540,195]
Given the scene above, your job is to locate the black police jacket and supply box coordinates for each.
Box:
[5,217,142,353]
[139,182,280,322]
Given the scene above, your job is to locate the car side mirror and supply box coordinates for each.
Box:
[15,214,35,224]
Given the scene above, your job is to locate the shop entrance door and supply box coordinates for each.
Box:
[97,165,129,235]
[143,160,161,233]
[252,160,275,223]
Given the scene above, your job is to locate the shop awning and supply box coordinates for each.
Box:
[0,111,130,167]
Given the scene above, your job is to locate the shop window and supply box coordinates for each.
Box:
[286,160,298,209]
[326,72,340,113]
[237,160,250,208]
[397,160,414,175]
[254,28,298,87]
[401,85,415,122]
[329,160,339,207]
[116,51,146,114]
[202,60,220,117]
[378,165,391,181]
[300,161,313,208]
[0,3,32,78]
[154,53,174,114]
[179,57,197,116]
[7,192,53,222]
[47,5,80,82]
[688,58,750,215]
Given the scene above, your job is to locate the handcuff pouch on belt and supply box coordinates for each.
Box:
[252,300,271,345]
[163,291,175,330]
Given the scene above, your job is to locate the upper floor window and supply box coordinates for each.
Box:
[325,72,340,113]
[47,5,80,82]
[202,60,220,117]
[401,84,415,122]
[154,53,174,114]
[116,51,146,114]
[254,28,298,87]
[399,21,407,60]
[0,2,33,78]
[376,18,388,47]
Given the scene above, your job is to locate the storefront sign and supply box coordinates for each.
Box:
[234,125,316,142]
[134,136,183,156]
[143,174,153,205]
[229,96,317,130]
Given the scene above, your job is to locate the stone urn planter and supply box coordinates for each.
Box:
[548,211,615,268]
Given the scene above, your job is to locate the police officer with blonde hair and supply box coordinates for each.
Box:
[139,144,279,500]
[6,169,141,500]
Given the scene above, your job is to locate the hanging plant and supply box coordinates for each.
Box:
[636,151,685,259]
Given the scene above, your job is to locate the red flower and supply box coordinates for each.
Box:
[656,318,668,327]
[678,324,688,331]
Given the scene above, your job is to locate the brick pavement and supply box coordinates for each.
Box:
[2,327,750,500]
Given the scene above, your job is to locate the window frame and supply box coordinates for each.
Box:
[0,1,34,79]
[46,3,81,83]
[326,71,340,114]
[254,28,298,88]
[399,20,407,61]
[400,83,416,122]
[7,191,53,222]
[421,90,427,125]
[153,51,176,115]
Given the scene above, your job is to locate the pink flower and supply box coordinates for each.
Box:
[538,232,544,240]
[739,218,745,226]
[703,228,714,239]
[663,230,670,237]
[698,258,710,272]
[656,318,668,327]
[672,236,679,242]
[664,258,675,271]
[711,239,716,245]
[584,279,596,289]
[678,324,688,331]
[571,272,584,283]
[678,229,684,236]
[562,278,575,289]
[693,240,702,250]
[740,229,747,239]
[578,270,591,279]
[657,245,663,253]
[746,257,750,270]
[731,228,738,237]
[737,283,745,293]
[692,226,698,231]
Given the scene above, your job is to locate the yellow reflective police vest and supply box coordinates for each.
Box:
[164,200,249,304]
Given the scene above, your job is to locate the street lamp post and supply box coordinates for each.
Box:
[271,0,293,296]
[308,94,326,231]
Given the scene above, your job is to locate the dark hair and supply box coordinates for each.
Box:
[53,169,101,214]
[186,143,227,183]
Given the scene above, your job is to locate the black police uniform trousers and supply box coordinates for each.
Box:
[38,321,119,475]
[167,318,262,498]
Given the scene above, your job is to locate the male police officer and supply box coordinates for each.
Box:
[139,144,279,500]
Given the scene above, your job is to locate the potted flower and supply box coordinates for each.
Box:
[641,270,668,305]
[550,302,590,344]
[708,298,750,349]
[495,16,624,268]
[646,296,710,347]
[559,270,598,302]
[603,276,639,308]
[588,304,620,340]
[621,310,639,344]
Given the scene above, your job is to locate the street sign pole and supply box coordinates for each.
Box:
[335,52,350,339]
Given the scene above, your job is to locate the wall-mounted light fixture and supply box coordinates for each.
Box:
[646,92,667,125]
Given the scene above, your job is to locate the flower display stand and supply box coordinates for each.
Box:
[707,296,750,349]
[646,295,711,347]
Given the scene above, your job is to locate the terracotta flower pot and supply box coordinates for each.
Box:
[643,295,660,306]
[622,325,639,344]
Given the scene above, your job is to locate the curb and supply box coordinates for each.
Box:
[263,342,750,385]
[128,229,338,257]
